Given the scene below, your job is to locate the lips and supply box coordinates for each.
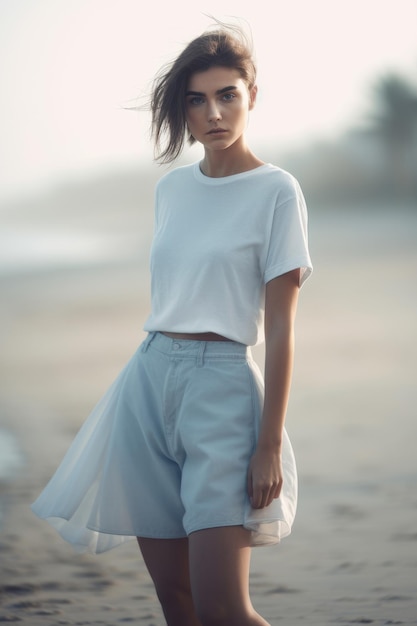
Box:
[207,128,227,135]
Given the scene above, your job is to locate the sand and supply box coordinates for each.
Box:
[0,197,416,625]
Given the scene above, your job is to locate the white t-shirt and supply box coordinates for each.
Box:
[143,162,312,346]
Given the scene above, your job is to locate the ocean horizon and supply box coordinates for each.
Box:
[0,227,144,277]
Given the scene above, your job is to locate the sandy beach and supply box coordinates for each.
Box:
[0,186,416,624]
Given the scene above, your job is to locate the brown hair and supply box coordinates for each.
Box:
[150,23,256,163]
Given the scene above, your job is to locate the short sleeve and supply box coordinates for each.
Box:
[263,179,313,286]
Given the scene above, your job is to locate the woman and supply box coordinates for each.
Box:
[32,23,312,626]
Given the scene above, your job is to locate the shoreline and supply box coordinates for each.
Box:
[0,429,23,481]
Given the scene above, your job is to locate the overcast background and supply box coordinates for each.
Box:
[1,0,416,201]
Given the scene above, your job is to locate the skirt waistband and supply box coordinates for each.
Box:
[142,331,250,360]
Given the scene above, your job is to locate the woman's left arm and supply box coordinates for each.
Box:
[247,268,300,509]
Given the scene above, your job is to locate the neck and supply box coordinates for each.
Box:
[200,142,264,178]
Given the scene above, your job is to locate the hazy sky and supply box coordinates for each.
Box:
[1,0,416,199]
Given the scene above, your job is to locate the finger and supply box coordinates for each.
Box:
[273,481,282,500]
[252,485,270,509]
[264,486,277,508]
[251,491,262,509]
[250,484,263,509]
[263,490,273,508]
[260,482,281,508]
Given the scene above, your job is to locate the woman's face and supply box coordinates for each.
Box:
[185,66,257,153]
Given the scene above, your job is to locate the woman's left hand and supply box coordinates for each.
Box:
[247,443,283,509]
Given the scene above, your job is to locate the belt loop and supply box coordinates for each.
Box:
[196,341,206,367]
[142,331,156,352]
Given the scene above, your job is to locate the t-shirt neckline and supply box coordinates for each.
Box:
[193,161,273,185]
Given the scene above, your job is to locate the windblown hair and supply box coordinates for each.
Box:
[150,22,256,164]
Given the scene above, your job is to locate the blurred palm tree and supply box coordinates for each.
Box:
[367,73,417,198]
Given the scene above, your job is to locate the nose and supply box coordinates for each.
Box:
[207,100,221,122]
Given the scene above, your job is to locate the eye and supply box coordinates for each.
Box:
[221,92,236,102]
[187,96,205,106]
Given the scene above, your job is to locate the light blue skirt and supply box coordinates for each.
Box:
[31,332,297,553]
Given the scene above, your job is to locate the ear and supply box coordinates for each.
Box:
[248,84,258,110]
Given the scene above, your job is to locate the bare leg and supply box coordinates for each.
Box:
[137,537,201,626]
[188,526,270,626]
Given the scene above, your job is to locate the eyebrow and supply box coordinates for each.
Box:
[185,85,238,97]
